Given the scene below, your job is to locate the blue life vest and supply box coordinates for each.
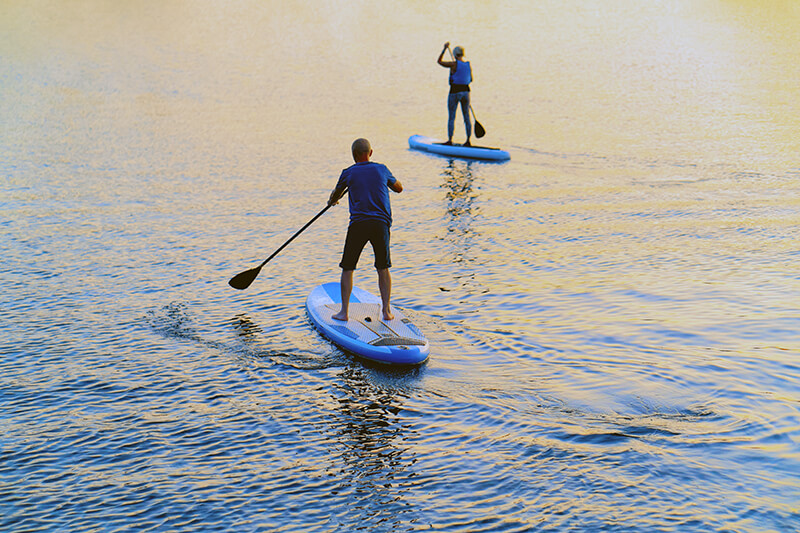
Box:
[449,60,471,86]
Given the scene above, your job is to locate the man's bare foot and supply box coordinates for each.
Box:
[382,309,394,321]
[331,311,348,321]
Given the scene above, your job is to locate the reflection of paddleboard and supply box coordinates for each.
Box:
[306,282,430,365]
[409,134,510,161]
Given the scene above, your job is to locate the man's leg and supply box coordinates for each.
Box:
[377,268,393,321]
[332,269,354,321]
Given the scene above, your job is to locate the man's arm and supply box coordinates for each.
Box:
[328,184,347,206]
[389,179,403,193]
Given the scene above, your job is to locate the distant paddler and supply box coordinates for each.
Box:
[437,42,473,146]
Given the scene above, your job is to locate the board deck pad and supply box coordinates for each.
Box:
[322,304,426,346]
[306,282,430,365]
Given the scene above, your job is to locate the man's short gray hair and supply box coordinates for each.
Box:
[352,138,371,158]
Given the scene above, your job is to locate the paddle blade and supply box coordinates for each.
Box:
[474,120,486,138]
[228,266,262,290]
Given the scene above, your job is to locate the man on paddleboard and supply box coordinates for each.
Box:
[437,42,472,146]
[328,138,403,322]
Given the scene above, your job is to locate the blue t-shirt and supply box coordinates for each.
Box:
[335,161,397,227]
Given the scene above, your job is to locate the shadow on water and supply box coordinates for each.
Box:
[230,313,263,339]
[144,303,341,370]
[228,312,346,370]
[146,302,219,348]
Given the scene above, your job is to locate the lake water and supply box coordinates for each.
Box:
[2,1,799,531]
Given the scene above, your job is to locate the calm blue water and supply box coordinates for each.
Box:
[2,1,799,531]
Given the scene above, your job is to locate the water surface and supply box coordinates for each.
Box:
[2,1,799,531]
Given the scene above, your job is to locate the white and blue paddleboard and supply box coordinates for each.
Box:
[306,282,430,365]
[409,134,510,161]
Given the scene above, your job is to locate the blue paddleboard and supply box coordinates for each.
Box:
[306,282,430,365]
[409,134,510,161]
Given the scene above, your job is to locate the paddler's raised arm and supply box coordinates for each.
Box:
[437,42,456,69]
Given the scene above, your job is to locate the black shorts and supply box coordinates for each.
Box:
[339,220,391,271]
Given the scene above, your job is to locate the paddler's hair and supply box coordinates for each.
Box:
[351,138,372,160]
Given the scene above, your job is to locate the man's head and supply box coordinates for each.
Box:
[453,46,464,58]
[351,138,372,163]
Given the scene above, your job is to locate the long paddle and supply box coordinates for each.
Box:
[228,197,341,290]
[447,45,485,138]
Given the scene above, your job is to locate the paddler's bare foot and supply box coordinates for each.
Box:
[382,309,394,321]
[331,311,348,321]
